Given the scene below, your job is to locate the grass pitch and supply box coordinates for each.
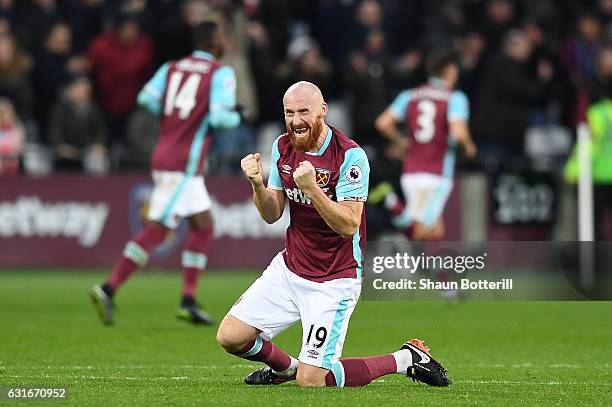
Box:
[0,270,610,406]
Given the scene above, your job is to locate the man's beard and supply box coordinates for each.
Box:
[287,118,323,153]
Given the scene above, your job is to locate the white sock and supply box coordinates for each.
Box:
[272,356,298,377]
[391,349,413,374]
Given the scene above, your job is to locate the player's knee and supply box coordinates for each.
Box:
[216,323,249,353]
[296,368,326,387]
[216,326,240,353]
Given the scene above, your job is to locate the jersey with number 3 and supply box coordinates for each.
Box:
[389,80,469,176]
[139,51,237,175]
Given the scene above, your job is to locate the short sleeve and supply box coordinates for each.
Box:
[335,147,370,202]
[137,63,169,116]
[448,90,469,121]
[267,137,283,190]
[209,66,240,128]
[210,66,237,111]
[389,90,412,122]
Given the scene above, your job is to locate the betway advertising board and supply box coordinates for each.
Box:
[0,175,287,269]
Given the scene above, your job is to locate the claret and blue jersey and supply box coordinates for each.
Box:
[137,50,241,176]
[267,126,370,282]
[389,78,469,178]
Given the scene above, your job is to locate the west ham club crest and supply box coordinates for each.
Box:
[315,168,331,187]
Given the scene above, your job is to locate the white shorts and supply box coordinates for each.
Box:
[398,172,453,228]
[147,171,212,229]
[229,252,361,370]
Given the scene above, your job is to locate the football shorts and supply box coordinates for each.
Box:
[229,252,361,370]
[147,170,212,229]
[399,172,453,228]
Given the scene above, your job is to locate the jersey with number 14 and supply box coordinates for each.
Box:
[138,51,238,176]
[389,79,469,176]
[268,126,370,282]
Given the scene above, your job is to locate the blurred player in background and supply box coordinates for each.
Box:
[215,81,450,388]
[376,50,476,240]
[90,21,241,325]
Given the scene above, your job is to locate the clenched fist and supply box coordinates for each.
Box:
[241,153,263,186]
[293,160,317,193]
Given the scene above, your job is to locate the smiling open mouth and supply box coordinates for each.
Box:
[293,127,309,135]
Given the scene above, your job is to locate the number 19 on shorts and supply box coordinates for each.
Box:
[306,324,328,348]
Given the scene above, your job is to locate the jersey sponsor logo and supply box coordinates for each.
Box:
[346,165,362,183]
[315,168,331,187]
[285,187,311,205]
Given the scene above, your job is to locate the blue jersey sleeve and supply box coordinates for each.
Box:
[209,66,241,129]
[448,90,469,121]
[336,147,370,201]
[389,90,411,122]
[267,137,283,190]
[137,63,169,117]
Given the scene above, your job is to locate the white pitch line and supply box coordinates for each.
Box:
[6,364,260,370]
[456,379,609,386]
[3,375,609,386]
[1,374,215,381]
[7,363,607,371]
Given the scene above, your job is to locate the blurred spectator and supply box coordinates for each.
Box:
[0,33,33,122]
[217,3,258,122]
[0,17,10,36]
[0,97,24,175]
[589,44,612,102]
[122,108,157,170]
[473,29,553,169]
[562,11,603,86]
[62,0,104,54]
[88,13,154,146]
[247,18,282,123]
[251,0,291,60]
[422,0,467,50]
[353,0,383,49]
[33,21,87,142]
[455,31,486,100]
[49,74,108,174]
[155,0,210,64]
[308,0,360,98]
[345,29,393,149]
[0,0,15,24]
[561,11,603,124]
[211,3,258,174]
[478,0,517,57]
[15,0,61,52]
[278,36,333,97]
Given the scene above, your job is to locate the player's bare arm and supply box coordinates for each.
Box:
[375,109,409,154]
[375,109,403,144]
[449,119,477,158]
[293,160,362,239]
[241,153,285,224]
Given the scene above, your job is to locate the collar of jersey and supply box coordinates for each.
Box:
[192,50,215,60]
[305,126,332,156]
[428,77,445,87]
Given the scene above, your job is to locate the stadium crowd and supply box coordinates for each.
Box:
[0,0,610,177]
